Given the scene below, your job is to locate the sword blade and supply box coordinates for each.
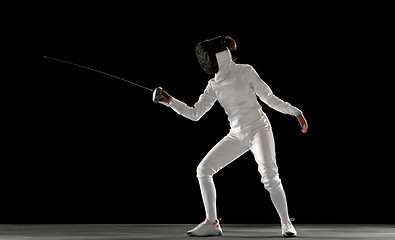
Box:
[43,56,153,92]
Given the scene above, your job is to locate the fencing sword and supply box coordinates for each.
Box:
[43,56,164,102]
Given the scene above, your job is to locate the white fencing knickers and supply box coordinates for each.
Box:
[196,116,290,222]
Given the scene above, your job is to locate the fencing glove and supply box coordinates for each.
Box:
[153,87,172,106]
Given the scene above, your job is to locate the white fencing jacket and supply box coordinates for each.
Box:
[169,49,301,129]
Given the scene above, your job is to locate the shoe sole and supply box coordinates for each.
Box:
[187,232,223,237]
[283,232,297,238]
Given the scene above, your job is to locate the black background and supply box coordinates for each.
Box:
[4,3,392,224]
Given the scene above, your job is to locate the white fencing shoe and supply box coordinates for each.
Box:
[281,218,297,238]
[187,218,223,237]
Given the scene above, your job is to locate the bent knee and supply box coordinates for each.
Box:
[260,169,282,192]
[196,162,216,179]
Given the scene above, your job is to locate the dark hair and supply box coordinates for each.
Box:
[223,36,237,61]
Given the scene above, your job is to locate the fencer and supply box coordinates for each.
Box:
[154,36,307,238]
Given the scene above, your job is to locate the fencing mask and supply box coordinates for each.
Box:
[195,36,227,75]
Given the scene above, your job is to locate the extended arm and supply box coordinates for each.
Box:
[156,82,217,122]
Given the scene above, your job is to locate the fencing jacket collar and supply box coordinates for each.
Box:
[214,49,235,83]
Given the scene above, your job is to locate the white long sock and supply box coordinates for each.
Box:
[269,185,290,222]
[198,177,217,222]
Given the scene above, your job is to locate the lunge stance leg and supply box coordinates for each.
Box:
[188,135,248,237]
[249,128,297,238]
